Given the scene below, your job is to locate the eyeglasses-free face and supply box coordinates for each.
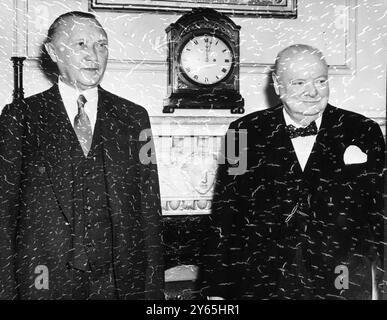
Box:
[273,52,329,126]
[45,16,109,91]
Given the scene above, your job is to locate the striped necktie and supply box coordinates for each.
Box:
[74,94,92,157]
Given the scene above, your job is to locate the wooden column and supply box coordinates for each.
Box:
[11,56,26,102]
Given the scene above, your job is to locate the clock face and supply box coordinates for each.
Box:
[180,34,233,85]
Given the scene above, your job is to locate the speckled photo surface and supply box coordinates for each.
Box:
[0,0,385,302]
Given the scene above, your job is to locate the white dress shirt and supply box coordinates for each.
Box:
[58,79,98,135]
[283,108,322,171]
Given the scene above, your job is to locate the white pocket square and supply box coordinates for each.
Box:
[343,145,367,165]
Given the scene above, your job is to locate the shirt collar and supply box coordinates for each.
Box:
[58,78,98,104]
[282,107,322,130]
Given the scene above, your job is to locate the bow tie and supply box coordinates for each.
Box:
[285,121,318,139]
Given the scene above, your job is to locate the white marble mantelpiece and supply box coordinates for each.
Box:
[150,115,239,216]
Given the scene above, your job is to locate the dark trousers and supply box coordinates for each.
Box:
[71,264,117,300]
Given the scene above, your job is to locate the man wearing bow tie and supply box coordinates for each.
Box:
[0,11,164,299]
[199,44,385,300]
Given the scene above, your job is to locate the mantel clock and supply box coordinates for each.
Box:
[163,8,244,114]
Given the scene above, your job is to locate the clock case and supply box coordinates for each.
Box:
[163,8,245,114]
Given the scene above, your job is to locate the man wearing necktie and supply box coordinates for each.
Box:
[199,44,385,300]
[0,11,164,299]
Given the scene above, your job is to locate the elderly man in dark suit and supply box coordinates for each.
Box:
[0,11,164,299]
[199,44,385,300]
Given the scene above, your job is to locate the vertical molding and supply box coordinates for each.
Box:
[13,0,27,56]
[12,0,17,55]
[346,0,357,74]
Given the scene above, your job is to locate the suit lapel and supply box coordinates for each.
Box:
[40,84,78,223]
[97,87,136,220]
[303,104,339,178]
[267,105,303,177]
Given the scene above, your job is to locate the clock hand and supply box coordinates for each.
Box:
[205,43,209,63]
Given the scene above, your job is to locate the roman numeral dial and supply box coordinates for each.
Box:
[180,35,233,85]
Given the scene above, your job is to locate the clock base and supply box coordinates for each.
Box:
[163,91,245,114]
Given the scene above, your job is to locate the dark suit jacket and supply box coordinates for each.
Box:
[0,84,164,299]
[199,104,385,300]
